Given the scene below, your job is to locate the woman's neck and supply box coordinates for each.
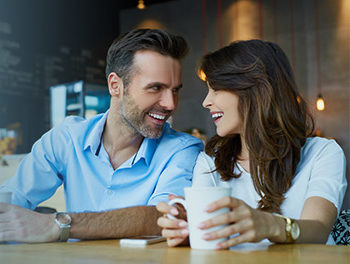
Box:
[239,135,249,160]
[238,135,250,173]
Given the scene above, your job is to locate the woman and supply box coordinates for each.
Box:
[156,40,347,249]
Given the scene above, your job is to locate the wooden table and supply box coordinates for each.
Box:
[1,239,349,264]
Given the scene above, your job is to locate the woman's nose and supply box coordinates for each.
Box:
[202,93,212,109]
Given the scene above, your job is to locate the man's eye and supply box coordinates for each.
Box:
[151,86,160,91]
[172,87,181,94]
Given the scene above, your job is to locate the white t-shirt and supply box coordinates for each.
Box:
[193,137,347,245]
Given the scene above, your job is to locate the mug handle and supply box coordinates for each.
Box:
[167,198,186,220]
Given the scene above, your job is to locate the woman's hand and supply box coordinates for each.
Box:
[199,196,277,249]
[156,195,190,247]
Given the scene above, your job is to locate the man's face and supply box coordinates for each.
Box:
[119,50,182,138]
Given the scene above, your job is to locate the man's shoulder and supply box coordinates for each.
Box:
[58,113,104,136]
[159,124,204,149]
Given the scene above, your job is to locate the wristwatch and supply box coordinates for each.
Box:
[54,212,71,242]
[276,214,300,243]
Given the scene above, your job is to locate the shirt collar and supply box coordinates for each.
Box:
[133,136,158,166]
[122,123,170,167]
[139,123,170,165]
[84,110,109,154]
[84,110,167,163]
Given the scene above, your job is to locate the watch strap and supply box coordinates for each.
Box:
[275,214,297,243]
[54,212,71,242]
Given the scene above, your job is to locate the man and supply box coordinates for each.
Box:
[0,29,203,242]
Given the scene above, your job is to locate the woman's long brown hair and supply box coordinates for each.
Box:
[201,40,314,213]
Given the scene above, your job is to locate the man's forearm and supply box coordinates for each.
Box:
[69,206,162,239]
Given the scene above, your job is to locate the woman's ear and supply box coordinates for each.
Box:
[107,72,123,96]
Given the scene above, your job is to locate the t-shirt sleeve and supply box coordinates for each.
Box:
[192,152,217,187]
[306,139,347,213]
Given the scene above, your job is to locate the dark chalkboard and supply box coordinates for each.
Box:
[0,0,119,152]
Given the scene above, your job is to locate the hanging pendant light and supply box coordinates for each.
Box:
[137,0,146,10]
[316,93,325,111]
[314,0,325,112]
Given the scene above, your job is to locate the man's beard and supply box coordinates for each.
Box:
[120,95,169,139]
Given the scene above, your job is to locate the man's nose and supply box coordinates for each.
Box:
[159,90,177,110]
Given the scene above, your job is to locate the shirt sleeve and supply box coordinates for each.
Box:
[0,124,70,209]
[306,139,347,213]
[147,142,203,206]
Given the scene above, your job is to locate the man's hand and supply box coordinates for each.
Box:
[0,202,60,243]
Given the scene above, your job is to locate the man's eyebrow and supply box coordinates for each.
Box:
[175,84,183,90]
[146,82,183,89]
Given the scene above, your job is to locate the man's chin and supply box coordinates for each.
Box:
[139,126,163,139]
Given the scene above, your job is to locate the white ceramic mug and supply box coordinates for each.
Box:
[168,187,232,250]
[0,191,12,204]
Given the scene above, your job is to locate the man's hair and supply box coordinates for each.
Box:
[200,39,314,214]
[105,28,188,87]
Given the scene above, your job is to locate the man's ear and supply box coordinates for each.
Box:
[107,72,123,96]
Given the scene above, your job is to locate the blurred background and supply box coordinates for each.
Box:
[0,0,349,209]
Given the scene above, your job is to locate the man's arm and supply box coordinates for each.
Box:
[70,206,162,239]
[0,204,161,242]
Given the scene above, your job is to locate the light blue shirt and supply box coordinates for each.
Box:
[0,111,203,212]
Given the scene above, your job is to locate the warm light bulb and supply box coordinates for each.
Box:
[197,69,206,82]
[137,0,146,10]
[316,94,325,111]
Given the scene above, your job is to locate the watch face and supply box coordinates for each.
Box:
[291,222,300,240]
[56,213,71,225]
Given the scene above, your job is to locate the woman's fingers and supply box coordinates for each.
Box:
[202,218,253,241]
[205,196,242,212]
[199,203,252,229]
[161,227,189,239]
[156,202,179,216]
[168,194,184,200]
[167,237,188,247]
[157,216,188,229]
[156,200,190,248]
[198,200,267,248]
[156,201,187,220]
[216,230,257,249]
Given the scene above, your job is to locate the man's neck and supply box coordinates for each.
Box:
[102,112,144,170]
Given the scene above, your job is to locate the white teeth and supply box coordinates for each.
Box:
[149,113,166,120]
[211,113,223,119]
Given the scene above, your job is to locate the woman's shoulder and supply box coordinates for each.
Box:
[194,151,216,174]
[196,151,215,165]
[302,137,344,157]
[193,152,218,187]
[297,136,345,173]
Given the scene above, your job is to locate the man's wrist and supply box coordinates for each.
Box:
[54,212,72,242]
[48,213,61,241]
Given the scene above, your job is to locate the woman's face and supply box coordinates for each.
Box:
[202,83,242,137]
